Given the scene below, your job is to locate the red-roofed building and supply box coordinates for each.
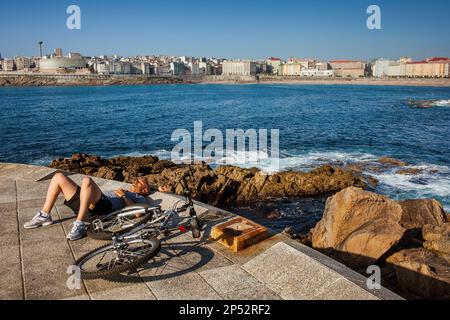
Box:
[406,58,450,77]
[426,57,450,63]
[266,57,283,74]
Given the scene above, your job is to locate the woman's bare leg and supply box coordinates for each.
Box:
[42,173,79,214]
[77,177,103,222]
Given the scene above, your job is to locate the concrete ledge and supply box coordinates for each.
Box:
[0,163,402,300]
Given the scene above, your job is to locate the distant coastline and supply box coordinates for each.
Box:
[1,73,450,88]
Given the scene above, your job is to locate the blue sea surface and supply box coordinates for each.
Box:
[1,84,449,212]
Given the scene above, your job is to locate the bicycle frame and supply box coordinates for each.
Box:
[113,173,201,245]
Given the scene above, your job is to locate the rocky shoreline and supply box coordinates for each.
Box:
[49,153,365,208]
[49,153,450,299]
[0,75,189,87]
[1,74,450,87]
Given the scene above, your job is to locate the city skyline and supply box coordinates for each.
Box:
[1,0,450,60]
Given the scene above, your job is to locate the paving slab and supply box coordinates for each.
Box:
[199,265,281,300]
[313,278,377,300]
[83,275,148,296]
[145,272,223,300]
[139,245,204,280]
[0,179,16,204]
[0,263,24,300]
[0,203,19,234]
[16,180,50,202]
[22,256,88,300]
[60,294,91,300]
[242,242,349,300]
[0,164,56,182]
[0,243,23,300]
[277,240,403,300]
[90,284,156,300]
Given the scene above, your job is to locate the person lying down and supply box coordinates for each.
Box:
[23,172,169,241]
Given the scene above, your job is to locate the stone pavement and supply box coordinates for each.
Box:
[0,163,402,300]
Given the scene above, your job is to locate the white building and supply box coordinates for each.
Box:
[221,61,257,76]
[300,69,335,77]
[198,62,208,74]
[373,58,411,77]
[2,59,15,71]
[68,52,82,59]
[110,61,123,74]
[372,59,390,77]
[155,64,172,76]
[188,62,200,75]
[95,61,110,74]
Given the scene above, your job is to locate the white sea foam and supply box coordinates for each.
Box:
[42,149,448,209]
[433,99,450,107]
[368,164,450,210]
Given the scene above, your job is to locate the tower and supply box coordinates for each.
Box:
[38,41,44,57]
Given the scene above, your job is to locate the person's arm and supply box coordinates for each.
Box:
[148,184,170,193]
[114,189,136,206]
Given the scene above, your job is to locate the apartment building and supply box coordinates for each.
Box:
[406,58,450,78]
[2,59,15,71]
[170,62,185,75]
[266,57,282,74]
[300,69,335,77]
[373,58,411,77]
[222,61,257,76]
[14,57,33,70]
[329,60,366,78]
[188,62,200,75]
[279,63,302,76]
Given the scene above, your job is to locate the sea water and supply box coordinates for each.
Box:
[1,84,449,231]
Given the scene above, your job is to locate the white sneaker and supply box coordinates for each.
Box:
[24,211,53,229]
[67,221,87,241]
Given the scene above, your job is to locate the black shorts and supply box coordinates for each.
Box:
[64,187,113,218]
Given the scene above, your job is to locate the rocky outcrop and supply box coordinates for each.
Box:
[396,168,424,175]
[398,199,447,230]
[378,157,408,167]
[311,187,406,269]
[408,99,450,109]
[0,75,187,87]
[386,248,450,298]
[49,153,366,208]
[311,187,449,299]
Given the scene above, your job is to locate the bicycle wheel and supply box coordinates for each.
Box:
[75,237,161,280]
[87,206,155,240]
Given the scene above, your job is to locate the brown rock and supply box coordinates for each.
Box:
[93,166,124,181]
[422,223,450,242]
[311,187,406,269]
[378,157,408,167]
[424,240,450,255]
[386,248,450,298]
[399,199,447,230]
[396,168,424,175]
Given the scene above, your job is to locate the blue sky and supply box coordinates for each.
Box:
[1,0,449,60]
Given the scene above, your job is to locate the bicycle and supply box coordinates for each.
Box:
[74,173,204,280]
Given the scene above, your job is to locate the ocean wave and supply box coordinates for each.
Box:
[433,99,450,107]
[410,99,450,108]
[367,163,450,210]
[31,150,450,210]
